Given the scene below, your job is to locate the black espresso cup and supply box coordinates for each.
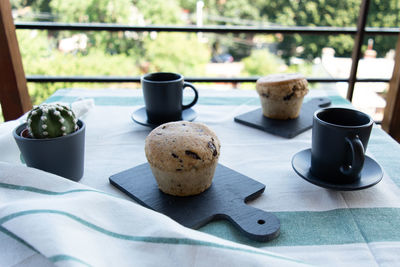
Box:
[141,72,198,124]
[311,107,373,184]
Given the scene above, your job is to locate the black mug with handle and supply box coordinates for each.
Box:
[141,72,198,124]
[310,107,373,184]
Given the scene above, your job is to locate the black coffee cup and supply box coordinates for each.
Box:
[141,72,198,124]
[311,107,373,184]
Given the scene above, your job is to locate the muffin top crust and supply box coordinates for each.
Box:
[145,121,220,172]
[256,73,309,100]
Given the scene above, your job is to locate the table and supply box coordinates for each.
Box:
[1,87,400,266]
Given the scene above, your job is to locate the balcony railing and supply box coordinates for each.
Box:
[2,0,400,140]
[13,0,399,104]
[15,22,400,35]
[2,0,400,127]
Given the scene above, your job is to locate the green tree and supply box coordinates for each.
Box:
[366,0,400,57]
[144,33,210,76]
[14,0,212,105]
[135,0,183,25]
[241,49,283,76]
[50,0,132,23]
[254,0,361,61]
[17,30,141,104]
[202,0,262,60]
[50,0,138,55]
[256,0,400,60]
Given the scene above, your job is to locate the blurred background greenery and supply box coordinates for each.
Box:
[7,0,400,107]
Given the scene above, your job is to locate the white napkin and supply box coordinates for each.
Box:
[0,162,308,267]
[70,98,95,119]
[15,99,95,124]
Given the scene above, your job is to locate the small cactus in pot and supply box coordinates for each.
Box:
[14,103,86,181]
[26,104,79,139]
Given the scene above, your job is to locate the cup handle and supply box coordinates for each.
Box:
[182,82,198,110]
[340,135,365,177]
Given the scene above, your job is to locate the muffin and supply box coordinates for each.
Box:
[145,121,220,196]
[256,73,309,119]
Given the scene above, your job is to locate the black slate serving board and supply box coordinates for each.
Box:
[109,163,280,242]
[234,97,331,138]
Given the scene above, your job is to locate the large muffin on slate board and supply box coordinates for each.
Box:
[145,121,220,196]
[256,73,309,120]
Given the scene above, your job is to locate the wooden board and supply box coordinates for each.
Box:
[109,163,280,242]
[234,97,331,138]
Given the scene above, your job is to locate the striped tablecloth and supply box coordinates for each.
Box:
[1,88,399,266]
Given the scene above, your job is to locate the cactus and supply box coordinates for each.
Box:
[26,104,78,139]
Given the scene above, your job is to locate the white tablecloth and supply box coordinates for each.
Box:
[1,88,400,266]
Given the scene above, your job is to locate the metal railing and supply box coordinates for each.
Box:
[14,0,400,102]
[15,22,400,35]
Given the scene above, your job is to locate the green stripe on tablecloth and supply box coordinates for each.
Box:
[200,207,400,247]
[1,182,399,248]
[45,96,143,106]
[0,210,304,263]
[49,255,92,266]
[0,182,104,196]
[0,225,38,252]
[2,207,400,250]
[45,95,348,107]
[45,95,260,106]
[368,127,400,187]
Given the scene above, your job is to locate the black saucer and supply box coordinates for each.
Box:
[291,149,383,191]
[234,98,331,138]
[131,107,197,128]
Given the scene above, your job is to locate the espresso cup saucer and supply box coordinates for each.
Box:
[291,148,383,191]
[131,106,197,128]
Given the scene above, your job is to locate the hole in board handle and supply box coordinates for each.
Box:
[257,219,265,225]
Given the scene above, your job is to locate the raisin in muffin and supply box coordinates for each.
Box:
[256,73,309,119]
[145,121,220,196]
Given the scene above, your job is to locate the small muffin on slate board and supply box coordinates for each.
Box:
[145,121,220,196]
[256,73,309,119]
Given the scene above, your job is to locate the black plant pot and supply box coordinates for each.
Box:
[13,120,86,182]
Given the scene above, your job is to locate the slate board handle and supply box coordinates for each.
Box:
[308,97,331,108]
[225,203,280,242]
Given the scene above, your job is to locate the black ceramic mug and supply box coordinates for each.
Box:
[311,107,373,184]
[141,72,198,124]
